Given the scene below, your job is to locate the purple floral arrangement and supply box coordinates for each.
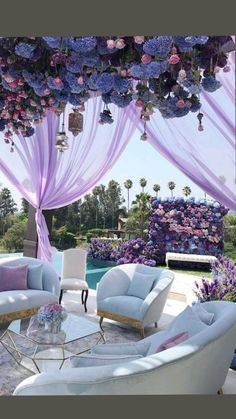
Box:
[37,303,67,324]
[0,36,234,145]
[148,197,228,262]
[194,256,236,302]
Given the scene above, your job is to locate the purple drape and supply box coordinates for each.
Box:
[128,52,236,211]
[0,96,139,262]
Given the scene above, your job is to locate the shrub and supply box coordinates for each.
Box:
[2,218,27,252]
[52,226,77,250]
[194,256,236,302]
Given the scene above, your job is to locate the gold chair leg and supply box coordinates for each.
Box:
[154,322,158,328]
[140,328,145,338]
[99,316,104,331]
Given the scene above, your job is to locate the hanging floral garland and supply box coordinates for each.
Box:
[0,36,234,146]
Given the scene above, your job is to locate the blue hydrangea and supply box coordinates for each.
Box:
[101,93,112,104]
[202,76,222,92]
[68,37,97,53]
[81,51,100,68]
[99,110,114,124]
[173,36,208,52]
[42,37,62,48]
[47,76,64,91]
[66,54,83,73]
[15,42,36,58]
[182,80,202,95]
[1,78,18,92]
[96,44,118,55]
[143,36,173,57]
[190,101,202,112]
[23,126,35,137]
[185,36,209,45]
[87,73,98,90]
[68,93,82,106]
[110,93,132,107]
[113,75,132,93]
[33,84,48,97]
[130,64,149,79]
[146,60,168,77]
[97,73,114,93]
[22,70,45,89]
[65,72,86,93]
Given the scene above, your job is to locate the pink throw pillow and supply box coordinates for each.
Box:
[0,264,29,291]
[156,331,189,352]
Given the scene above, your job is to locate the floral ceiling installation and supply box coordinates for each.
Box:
[0,36,234,146]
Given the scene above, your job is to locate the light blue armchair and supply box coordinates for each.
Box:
[96,264,175,337]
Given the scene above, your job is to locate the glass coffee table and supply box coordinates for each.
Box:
[0,313,105,374]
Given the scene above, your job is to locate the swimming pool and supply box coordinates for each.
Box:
[0,252,116,291]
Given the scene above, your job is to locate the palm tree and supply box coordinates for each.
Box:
[182,186,191,197]
[153,184,161,198]
[168,181,176,197]
[140,178,147,193]
[124,179,133,213]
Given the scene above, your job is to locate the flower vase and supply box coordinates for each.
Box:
[44,321,53,332]
[51,321,61,334]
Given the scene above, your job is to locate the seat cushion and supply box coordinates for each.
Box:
[168,305,208,337]
[70,354,142,368]
[27,264,43,290]
[127,273,156,300]
[60,278,88,291]
[98,295,143,320]
[0,290,58,315]
[91,341,151,357]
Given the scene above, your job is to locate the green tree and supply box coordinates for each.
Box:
[124,179,133,213]
[92,186,100,228]
[21,198,29,215]
[153,184,161,198]
[52,226,77,250]
[127,192,151,239]
[182,186,192,197]
[2,218,27,252]
[167,181,176,197]
[0,187,17,235]
[140,178,147,193]
[105,180,125,229]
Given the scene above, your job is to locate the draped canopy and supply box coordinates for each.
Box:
[0,53,235,262]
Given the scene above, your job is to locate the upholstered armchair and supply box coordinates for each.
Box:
[97,264,175,337]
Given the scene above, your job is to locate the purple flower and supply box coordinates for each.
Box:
[68,37,97,53]
[97,73,114,93]
[42,37,62,49]
[113,75,132,93]
[202,76,222,92]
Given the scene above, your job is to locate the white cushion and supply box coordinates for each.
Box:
[91,341,151,356]
[192,301,214,325]
[168,305,208,337]
[0,290,58,315]
[70,353,142,368]
[127,273,156,300]
[60,278,88,291]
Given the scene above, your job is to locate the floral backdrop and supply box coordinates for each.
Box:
[89,197,229,266]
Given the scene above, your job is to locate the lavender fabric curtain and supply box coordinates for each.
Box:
[129,51,235,210]
[0,96,139,262]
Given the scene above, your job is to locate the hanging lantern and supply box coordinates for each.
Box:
[197,112,204,131]
[68,108,83,137]
[55,131,69,152]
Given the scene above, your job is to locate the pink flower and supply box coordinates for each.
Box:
[77,76,84,84]
[171,47,177,54]
[177,69,186,81]
[44,88,51,95]
[115,38,125,49]
[176,99,186,109]
[214,66,220,73]
[53,77,62,85]
[141,53,152,64]
[135,99,144,107]
[17,79,24,86]
[120,69,127,77]
[107,39,116,49]
[134,36,145,44]
[168,54,180,65]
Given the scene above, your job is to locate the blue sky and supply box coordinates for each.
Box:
[1,129,207,211]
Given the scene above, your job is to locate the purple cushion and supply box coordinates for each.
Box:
[0,264,29,291]
[156,331,189,352]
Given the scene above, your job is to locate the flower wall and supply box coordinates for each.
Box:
[148,197,229,262]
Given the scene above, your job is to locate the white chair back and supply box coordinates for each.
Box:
[61,248,87,280]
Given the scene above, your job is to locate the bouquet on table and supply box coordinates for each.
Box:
[37,303,67,325]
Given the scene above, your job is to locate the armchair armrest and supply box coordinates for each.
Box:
[96,267,131,302]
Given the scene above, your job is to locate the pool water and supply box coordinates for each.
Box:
[0,252,115,291]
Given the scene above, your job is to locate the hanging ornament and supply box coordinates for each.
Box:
[197,112,204,131]
[10,140,15,152]
[140,120,148,141]
[55,110,69,152]
[68,108,83,137]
